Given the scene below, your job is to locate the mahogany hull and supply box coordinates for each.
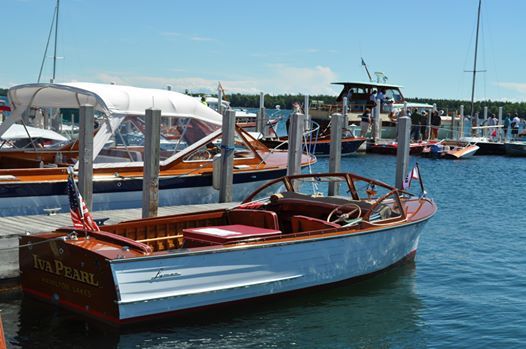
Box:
[20,218,430,325]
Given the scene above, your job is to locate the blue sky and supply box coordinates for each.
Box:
[2,0,526,101]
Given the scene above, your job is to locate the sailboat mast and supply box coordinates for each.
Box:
[51,0,60,83]
[470,0,482,119]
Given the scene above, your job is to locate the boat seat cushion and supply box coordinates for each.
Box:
[290,215,340,234]
[183,224,282,245]
[268,192,373,220]
[227,208,280,230]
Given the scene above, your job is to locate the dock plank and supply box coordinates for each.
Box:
[0,202,239,280]
[0,202,238,236]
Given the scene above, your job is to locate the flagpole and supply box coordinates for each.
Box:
[415,162,426,196]
[67,166,88,234]
[361,57,372,82]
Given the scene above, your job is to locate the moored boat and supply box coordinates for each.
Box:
[366,140,428,155]
[310,81,436,139]
[421,143,479,159]
[504,142,526,156]
[19,171,437,325]
[263,135,366,156]
[448,137,505,155]
[0,83,313,216]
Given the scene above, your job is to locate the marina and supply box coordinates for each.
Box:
[1,154,525,347]
[2,0,526,347]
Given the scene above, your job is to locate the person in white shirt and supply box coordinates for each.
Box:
[369,90,377,103]
[487,113,497,140]
[511,113,521,139]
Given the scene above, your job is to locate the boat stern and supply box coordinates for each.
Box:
[19,231,122,325]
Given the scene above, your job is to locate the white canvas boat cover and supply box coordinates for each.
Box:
[1,82,223,161]
[5,82,222,126]
[1,124,68,141]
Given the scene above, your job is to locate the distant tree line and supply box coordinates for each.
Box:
[223,93,526,116]
[2,87,526,116]
[409,97,526,116]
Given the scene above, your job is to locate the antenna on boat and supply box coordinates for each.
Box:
[361,57,372,82]
[37,0,60,83]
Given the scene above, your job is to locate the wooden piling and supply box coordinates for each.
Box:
[287,112,305,177]
[373,102,381,141]
[142,108,161,218]
[257,92,265,134]
[328,113,343,196]
[395,116,411,190]
[483,106,488,138]
[78,104,94,210]
[217,87,224,116]
[219,110,236,203]
[304,95,311,131]
[498,106,503,142]
[459,105,464,140]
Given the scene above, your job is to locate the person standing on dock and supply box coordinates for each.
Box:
[511,113,520,140]
[388,108,400,137]
[488,113,497,140]
[410,109,422,141]
[431,110,441,139]
[503,113,511,140]
[360,108,371,137]
[420,111,430,140]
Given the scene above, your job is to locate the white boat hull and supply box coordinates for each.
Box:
[0,176,272,217]
[111,220,426,321]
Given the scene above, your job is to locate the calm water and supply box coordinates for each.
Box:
[1,154,526,348]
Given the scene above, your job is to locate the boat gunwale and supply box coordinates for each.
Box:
[106,199,436,264]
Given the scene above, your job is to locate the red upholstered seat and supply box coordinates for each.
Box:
[290,215,340,234]
[183,224,281,245]
[226,209,280,230]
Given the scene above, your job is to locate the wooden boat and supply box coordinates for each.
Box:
[448,137,505,155]
[0,314,5,349]
[309,80,436,139]
[366,140,428,155]
[421,143,479,159]
[263,134,366,156]
[0,83,313,217]
[19,171,437,325]
[504,142,526,156]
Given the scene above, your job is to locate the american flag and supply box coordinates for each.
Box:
[66,167,99,231]
[403,164,420,190]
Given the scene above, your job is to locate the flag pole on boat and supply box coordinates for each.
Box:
[361,57,372,82]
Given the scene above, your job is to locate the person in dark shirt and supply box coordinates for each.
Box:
[430,111,441,139]
[410,109,422,141]
[360,108,372,137]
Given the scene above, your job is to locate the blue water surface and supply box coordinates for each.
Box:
[1,154,525,348]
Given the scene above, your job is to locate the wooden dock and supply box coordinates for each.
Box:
[0,202,238,280]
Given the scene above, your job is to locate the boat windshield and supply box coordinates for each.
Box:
[96,115,219,163]
[249,173,394,200]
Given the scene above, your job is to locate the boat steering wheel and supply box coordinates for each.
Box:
[326,203,362,224]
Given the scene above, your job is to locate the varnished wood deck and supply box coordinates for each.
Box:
[0,202,238,237]
[0,202,238,280]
